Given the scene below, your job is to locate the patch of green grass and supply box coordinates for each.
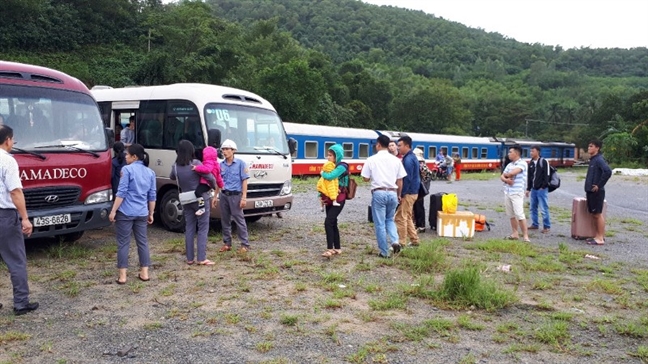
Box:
[521,255,566,272]
[322,298,344,309]
[459,172,498,181]
[458,353,477,364]
[549,312,575,321]
[399,240,448,274]
[632,269,648,292]
[496,322,519,333]
[54,269,77,281]
[59,281,82,297]
[160,238,184,253]
[143,322,163,330]
[630,345,648,362]
[279,314,299,326]
[255,341,274,353]
[532,278,554,290]
[437,268,517,311]
[294,282,307,292]
[159,284,176,297]
[225,313,241,325]
[0,331,31,343]
[45,242,93,260]
[320,271,346,284]
[466,239,538,257]
[457,314,485,331]
[504,343,541,353]
[534,321,570,346]
[586,278,624,295]
[620,218,643,226]
[615,318,648,338]
[368,292,407,311]
[346,339,397,363]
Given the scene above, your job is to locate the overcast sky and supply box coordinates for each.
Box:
[362,0,648,49]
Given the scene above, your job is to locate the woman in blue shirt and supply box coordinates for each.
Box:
[109,144,157,284]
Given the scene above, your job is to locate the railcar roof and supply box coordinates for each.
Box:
[284,122,378,139]
[379,130,493,145]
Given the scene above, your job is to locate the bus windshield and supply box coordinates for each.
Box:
[0,85,107,151]
[204,104,288,155]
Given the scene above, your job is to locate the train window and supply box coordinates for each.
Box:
[305,141,318,158]
[522,148,530,158]
[342,142,353,158]
[441,147,448,156]
[565,149,571,158]
[462,147,468,159]
[359,143,369,159]
[472,148,478,159]
[481,148,487,159]
[415,145,424,155]
[551,149,557,158]
[324,141,335,156]
[451,147,459,156]
[428,146,437,159]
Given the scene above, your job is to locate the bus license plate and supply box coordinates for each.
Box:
[254,200,273,208]
[34,214,72,227]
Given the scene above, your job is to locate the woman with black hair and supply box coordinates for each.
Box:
[111,141,126,197]
[170,140,217,265]
[109,144,157,284]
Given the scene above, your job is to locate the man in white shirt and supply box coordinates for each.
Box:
[361,135,407,258]
[120,116,135,146]
[0,125,39,315]
[500,144,530,242]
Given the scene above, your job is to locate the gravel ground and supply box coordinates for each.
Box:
[0,170,646,364]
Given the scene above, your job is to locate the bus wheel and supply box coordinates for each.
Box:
[245,215,263,223]
[61,231,84,243]
[160,190,185,232]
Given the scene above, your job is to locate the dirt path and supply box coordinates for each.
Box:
[0,172,646,363]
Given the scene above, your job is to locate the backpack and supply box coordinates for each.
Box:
[474,214,491,232]
[441,193,458,214]
[338,162,357,200]
[542,158,561,192]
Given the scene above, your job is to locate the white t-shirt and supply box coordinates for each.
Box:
[361,150,407,190]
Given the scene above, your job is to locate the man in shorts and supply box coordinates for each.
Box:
[584,139,612,245]
[500,144,530,242]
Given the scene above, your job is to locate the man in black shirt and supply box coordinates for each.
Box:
[584,139,612,245]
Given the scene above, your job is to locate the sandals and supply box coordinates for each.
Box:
[219,245,232,253]
[186,260,195,265]
[321,249,342,257]
[138,274,150,282]
[523,238,531,243]
[586,238,605,245]
[504,235,519,240]
[197,260,215,266]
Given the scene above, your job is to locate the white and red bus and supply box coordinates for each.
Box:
[0,61,113,242]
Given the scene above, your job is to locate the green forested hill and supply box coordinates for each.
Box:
[0,0,647,164]
[210,0,648,78]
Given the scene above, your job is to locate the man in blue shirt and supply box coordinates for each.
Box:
[584,139,612,246]
[217,139,251,253]
[395,135,421,247]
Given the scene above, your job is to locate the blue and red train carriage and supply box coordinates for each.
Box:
[283,122,576,176]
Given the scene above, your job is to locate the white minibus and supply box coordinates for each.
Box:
[92,83,294,231]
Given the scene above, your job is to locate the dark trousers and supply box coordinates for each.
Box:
[219,193,249,247]
[413,196,426,228]
[194,183,211,199]
[115,212,151,269]
[324,201,345,249]
[0,209,30,308]
[183,197,211,261]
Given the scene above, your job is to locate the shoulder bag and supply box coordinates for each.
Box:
[175,165,199,205]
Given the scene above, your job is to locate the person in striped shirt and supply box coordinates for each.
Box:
[500,144,530,242]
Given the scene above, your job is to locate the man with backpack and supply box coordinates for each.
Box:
[526,145,551,233]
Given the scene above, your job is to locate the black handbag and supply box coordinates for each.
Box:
[418,182,429,197]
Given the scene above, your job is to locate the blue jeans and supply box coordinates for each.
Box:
[371,191,399,256]
[529,188,550,229]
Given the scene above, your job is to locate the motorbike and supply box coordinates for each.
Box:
[429,161,454,181]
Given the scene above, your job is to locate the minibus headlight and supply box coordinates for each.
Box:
[85,189,112,204]
[280,180,292,196]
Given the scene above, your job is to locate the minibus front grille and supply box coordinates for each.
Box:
[247,183,284,199]
[24,186,81,210]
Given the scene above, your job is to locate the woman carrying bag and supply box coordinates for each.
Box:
[170,140,218,265]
